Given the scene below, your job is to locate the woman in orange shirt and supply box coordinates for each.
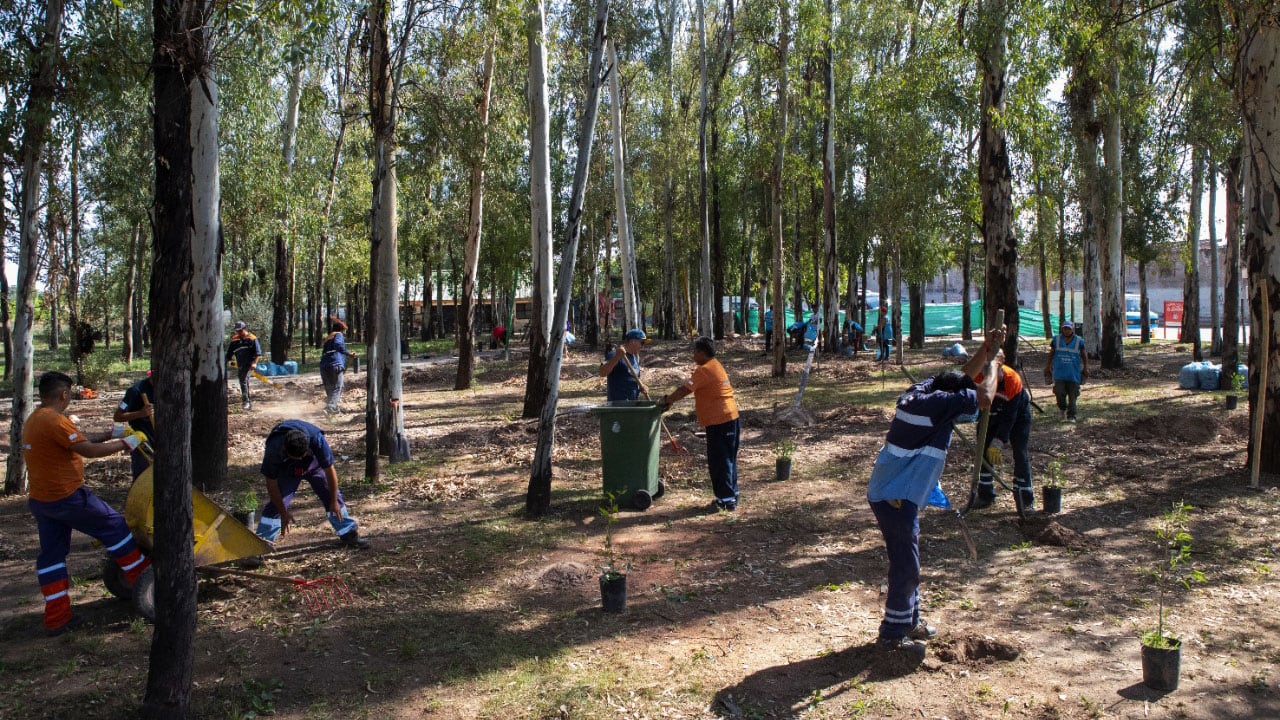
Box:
[659,337,740,511]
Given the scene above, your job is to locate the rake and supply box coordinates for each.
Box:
[199,566,355,614]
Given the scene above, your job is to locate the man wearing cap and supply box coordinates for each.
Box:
[255,419,369,549]
[226,320,262,411]
[1044,321,1088,422]
[113,372,154,479]
[600,329,649,402]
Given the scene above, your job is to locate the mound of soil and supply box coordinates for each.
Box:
[1018,516,1093,550]
[933,635,1022,664]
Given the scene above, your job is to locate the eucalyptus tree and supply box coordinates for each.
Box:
[1236,3,1280,475]
[145,0,227,712]
[455,35,497,391]
[607,37,640,330]
[527,0,609,516]
[522,0,553,415]
[5,0,64,496]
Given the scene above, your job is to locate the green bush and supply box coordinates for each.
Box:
[78,352,116,390]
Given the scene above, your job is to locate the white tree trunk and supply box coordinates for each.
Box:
[5,0,63,495]
[1100,68,1125,368]
[608,39,640,330]
[696,0,714,336]
[529,0,552,343]
[456,45,495,389]
[821,0,839,351]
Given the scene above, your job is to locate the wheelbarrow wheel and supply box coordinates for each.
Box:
[101,556,132,600]
[653,481,666,500]
[132,567,156,622]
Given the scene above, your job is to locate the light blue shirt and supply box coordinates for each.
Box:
[867,380,978,510]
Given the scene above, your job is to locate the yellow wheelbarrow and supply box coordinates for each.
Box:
[107,447,352,614]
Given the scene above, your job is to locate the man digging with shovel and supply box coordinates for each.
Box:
[866,325,1004,660]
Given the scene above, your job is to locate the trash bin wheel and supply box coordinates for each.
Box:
[653,481,666,500]
[632,489,653,511]
[101,556,132,600]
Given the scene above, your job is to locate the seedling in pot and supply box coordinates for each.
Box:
[1142,502,1205,650]
[599,494,629,580]
[773,438,796,461]
[1043,459,1067,490]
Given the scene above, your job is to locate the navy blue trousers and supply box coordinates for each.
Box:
[870,498,920,640]
[980,389,1034,505]
[705,418,740,504]
[255,471,356,542]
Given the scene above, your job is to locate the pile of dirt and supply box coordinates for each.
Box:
[1018,516,1093,550]
[522,561,597,591]
[933,635,1022,664]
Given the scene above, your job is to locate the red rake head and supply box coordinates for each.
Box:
[293,576,354,614]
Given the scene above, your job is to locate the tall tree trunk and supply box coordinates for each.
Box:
[1182,147,1204,360]
[455,45,495,391]
[122,223,138,364]
[144,0,222,714]
[821,0,839,352]
[1037,184,1052,339]
[908,282,923,347]
[46,160,60,354]
[133,226,147,352]
[978,0,1017,361]
[527,0,609,517]
[696,0,713,336]
[0,157,8,380]
[1221,143,1242,390]
[1058,191,1068,322]
[1208,159,1221,354]
[316,17,360,350]
[522,0,553,414]
[1099,71,1125,369]
[1241,18,1280,476]
[68,120,83,383]
[366,0,395,475]
[1070,68,1103,358]
[607,39,639,331]
[961,234,972,341]
[270,61,303,365]
[770,3,790,378]
[6,0,63,496]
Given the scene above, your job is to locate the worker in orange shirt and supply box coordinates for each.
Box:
[968,350,1034,512]
[22,371,150,636]
[659,337,741,512]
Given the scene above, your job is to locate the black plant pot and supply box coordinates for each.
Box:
[775,458,793,481]
[1226,394,1239,410]
[1141,641,1181,691]
[1042,487,1063,514]
[600,573,627,613]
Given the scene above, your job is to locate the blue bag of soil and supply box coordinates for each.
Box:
[1197,363,1221,390]
[1178,363,1202,390]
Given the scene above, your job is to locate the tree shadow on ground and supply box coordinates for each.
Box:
[711,642,922,719]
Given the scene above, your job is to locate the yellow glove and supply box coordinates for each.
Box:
[124,427,149,449]
[985,441,1004,467]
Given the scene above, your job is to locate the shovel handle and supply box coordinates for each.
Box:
[198,565,305,586]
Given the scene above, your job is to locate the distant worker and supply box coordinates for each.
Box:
[844,318,865,356]
[23,371,152,636]
[492,324,506,349]
[226,320,262,411]
[969,350,1034,511]
[255,420,369,549]
[763,308,774,353]
[600,329,649,402]
[1044,321,1088,422]
[112,372,155,479]
[659,337,740,512]
[866,327,1004,659]
[875,307,894,361]
[320,320,357,416]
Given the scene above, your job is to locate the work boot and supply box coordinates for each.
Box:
[242,401,252,411]
[969,495,995,510]
[876,635,927,661]
[908,621,938,641]
[339,530,370,550]
[46,614,85,638]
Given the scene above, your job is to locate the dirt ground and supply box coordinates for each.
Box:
[1,337,1278,719]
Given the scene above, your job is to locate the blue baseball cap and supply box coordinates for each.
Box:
[625,329,648,342]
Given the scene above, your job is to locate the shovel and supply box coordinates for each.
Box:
[389,398,411,463]
[620,352,688,454]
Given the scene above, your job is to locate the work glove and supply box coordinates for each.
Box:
[111,423,128,439]
[122,434,144,451]
[985,440,1006,467]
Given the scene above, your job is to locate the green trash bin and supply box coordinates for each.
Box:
[591,401,667,510]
